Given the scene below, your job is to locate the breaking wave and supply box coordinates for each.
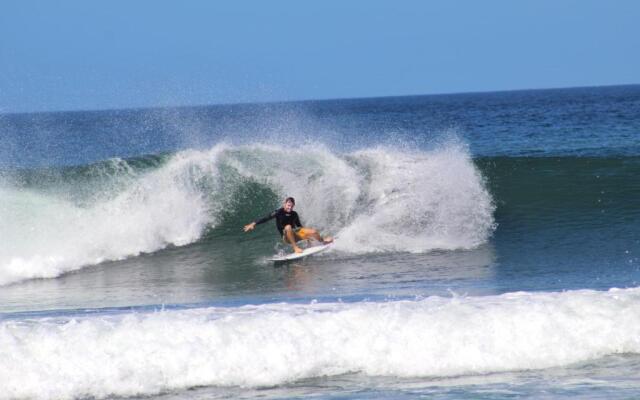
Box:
[0,141,495,285]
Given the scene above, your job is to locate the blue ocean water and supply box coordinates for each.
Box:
[1,85,639,399]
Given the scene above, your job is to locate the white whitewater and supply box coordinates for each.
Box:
[1,287,639,400]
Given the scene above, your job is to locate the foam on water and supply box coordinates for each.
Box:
[0,140,494,285]
[1,287,639,400]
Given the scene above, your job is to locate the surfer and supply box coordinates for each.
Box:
[243,197,333,253]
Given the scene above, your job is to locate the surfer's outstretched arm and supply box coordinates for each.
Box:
[243,209,277,232]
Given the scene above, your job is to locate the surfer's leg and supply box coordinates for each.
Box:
[283,225,303,253]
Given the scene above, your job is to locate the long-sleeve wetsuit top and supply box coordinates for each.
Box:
[254,208,302,236]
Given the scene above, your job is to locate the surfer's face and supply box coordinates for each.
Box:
[283,200,294,212]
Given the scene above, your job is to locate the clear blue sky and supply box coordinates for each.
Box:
[1,0,638,113]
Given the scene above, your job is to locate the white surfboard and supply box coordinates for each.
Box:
[269,242,333,262]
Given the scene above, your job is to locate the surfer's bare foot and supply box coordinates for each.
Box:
[322,236,333,244]
[294,246,303,254]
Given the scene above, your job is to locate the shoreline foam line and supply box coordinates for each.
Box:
[1,287,639,399]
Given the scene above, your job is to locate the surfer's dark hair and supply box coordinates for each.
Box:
[285,197,295,205]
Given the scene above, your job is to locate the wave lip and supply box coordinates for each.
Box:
[1,287,639,399]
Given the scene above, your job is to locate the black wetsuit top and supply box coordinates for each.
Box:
[254,208,302,236]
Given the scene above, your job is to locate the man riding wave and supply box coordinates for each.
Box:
[243,197,333,253]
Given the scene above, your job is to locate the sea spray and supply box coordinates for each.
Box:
[336,144,495,252]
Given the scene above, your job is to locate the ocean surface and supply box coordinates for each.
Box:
[1,85,639,399]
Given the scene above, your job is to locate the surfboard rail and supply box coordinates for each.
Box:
[269,241,333,262]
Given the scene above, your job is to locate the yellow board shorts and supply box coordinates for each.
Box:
[283,227,314,242]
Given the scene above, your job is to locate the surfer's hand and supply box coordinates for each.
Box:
[243,222,256,232]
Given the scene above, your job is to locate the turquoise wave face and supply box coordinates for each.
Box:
[477,155,640,229]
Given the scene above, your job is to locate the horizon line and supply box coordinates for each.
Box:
[2,82,639,117]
